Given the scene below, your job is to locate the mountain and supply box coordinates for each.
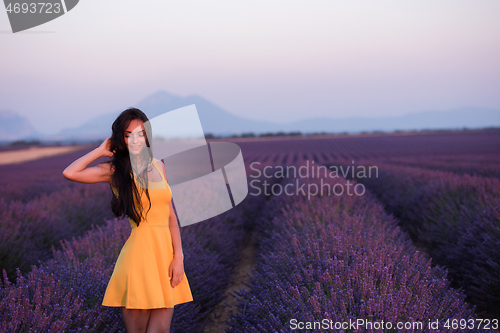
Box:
[53,90,280,140]
[284,107,500,133]
[0,110,39,142]
[10,90,500,142]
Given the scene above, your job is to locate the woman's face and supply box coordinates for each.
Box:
[124,119,146,155]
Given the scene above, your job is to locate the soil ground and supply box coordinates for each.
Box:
[203,230,258,332]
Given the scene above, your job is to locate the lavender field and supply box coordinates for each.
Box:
[228,163,478,332]
[0,128,499,332]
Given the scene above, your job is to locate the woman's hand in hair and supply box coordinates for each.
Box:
[99,137,115,157]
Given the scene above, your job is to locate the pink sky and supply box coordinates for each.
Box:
[0,0,499,134]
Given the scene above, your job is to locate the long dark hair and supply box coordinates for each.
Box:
[108,107,153,226]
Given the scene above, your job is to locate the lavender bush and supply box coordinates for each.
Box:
[0,265,124,333]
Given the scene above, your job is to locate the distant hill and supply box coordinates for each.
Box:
[51,90,500,141]
[0,110,39,142]
[3,90,500,143]
[288,107,500,133]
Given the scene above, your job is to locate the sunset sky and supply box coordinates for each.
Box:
[1,0,499,134]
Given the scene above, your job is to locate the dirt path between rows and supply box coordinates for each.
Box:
[0,145,86,165]
[203,230,258,332]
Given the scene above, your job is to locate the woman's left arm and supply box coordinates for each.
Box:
[168,200,185,288]
[159,159,185,288]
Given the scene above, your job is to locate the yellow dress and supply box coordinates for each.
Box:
[102,159,193,309]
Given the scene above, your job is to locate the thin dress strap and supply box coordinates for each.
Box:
[151,159,166,183]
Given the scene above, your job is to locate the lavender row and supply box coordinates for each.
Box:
[0,165,271,332]
[336,161,500,318]
[0,144,102,203]
[232,129,500,181]
[0,218,136,332]
[380,154,500,180]
[0,182,114,279]
[0,144,114,278]
[227,168,485,332]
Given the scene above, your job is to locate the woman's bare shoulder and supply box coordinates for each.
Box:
[153,158,165,167]
[153,158,168,180]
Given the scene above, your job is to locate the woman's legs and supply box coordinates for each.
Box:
[121,307,174,333]
[146,308,174,333]
[121,308,151,333]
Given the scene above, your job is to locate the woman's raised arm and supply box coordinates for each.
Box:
[62,137,115,184]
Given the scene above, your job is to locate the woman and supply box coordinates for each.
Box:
[63,108,193,333]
